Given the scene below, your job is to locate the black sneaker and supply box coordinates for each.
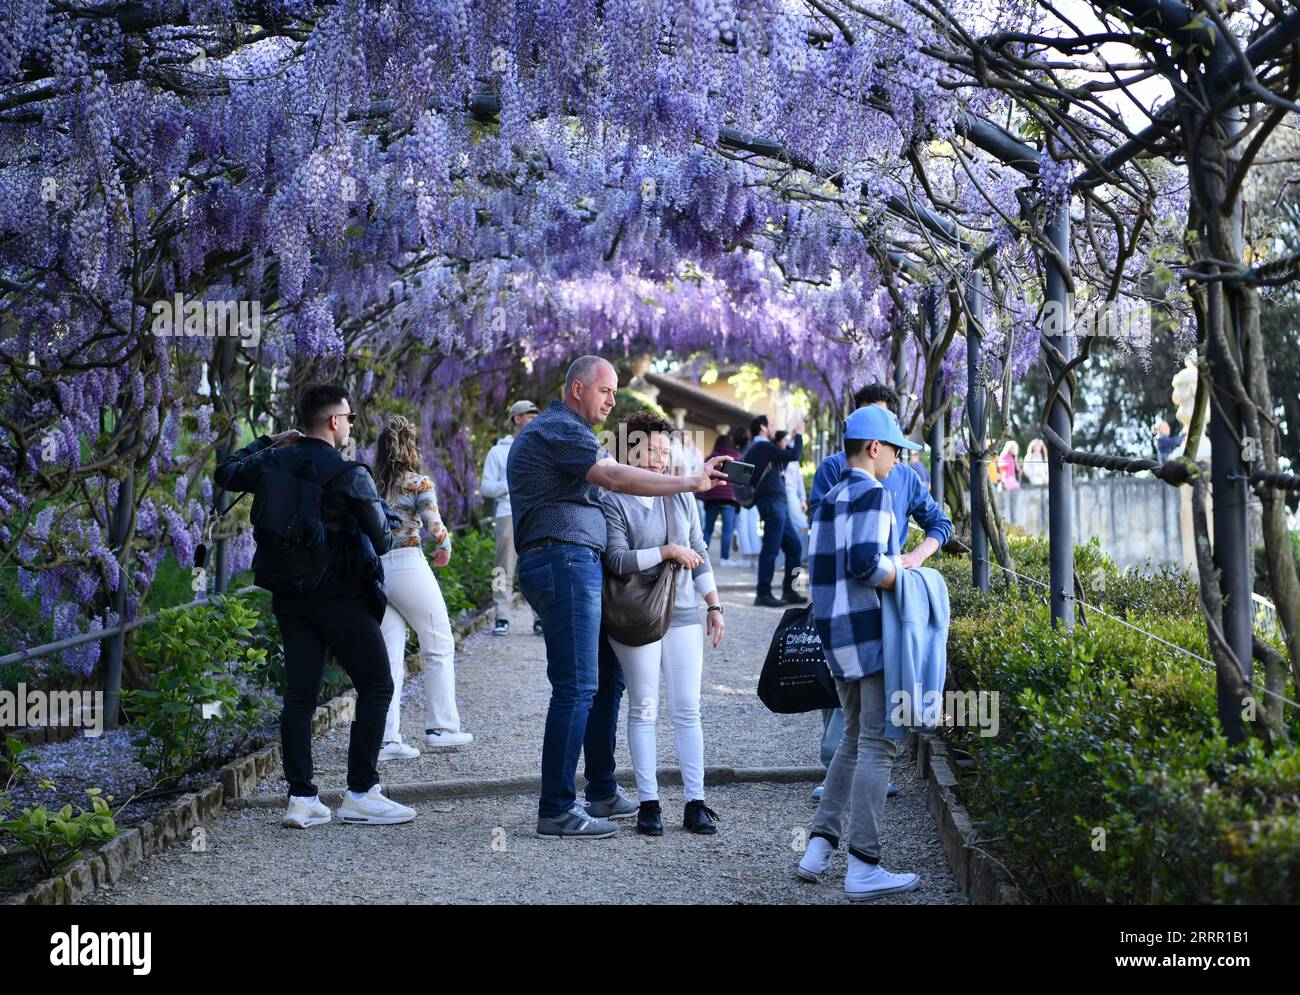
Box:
[636,800,663,836]
[783,568,809,604]
[493,618,510,636]
[754,591,785,608]
[683,800,719,835]
[781,585,809,605]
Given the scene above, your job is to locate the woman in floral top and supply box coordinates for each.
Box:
[373,415,471,759]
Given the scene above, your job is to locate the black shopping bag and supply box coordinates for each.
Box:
[757,605,840,713]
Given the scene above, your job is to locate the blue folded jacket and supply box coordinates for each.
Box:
[880,565,950,739]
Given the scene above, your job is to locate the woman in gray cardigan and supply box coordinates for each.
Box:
[602,411,726,836]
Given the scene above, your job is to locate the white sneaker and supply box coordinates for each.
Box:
[379,740,421,761]
[844,854,920,901]
[797,835,834,882]
[337,785,417,825]
[282,795,331,829]
[424,728,473,749]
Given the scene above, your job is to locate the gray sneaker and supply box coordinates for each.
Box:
[584,785,638,820]
[536,803,619,839]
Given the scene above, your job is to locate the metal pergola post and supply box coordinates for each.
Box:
[1205,87,1252,744]
[966,271,989,592]
[1045,201,1075,629]
[925,288,945,508]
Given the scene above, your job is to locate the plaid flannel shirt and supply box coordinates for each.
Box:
[808,467,899,681]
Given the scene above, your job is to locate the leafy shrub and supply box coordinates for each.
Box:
[1,735,35,792]
[0,788,117,876]
[436,528,499,620]
[941,535,1300,904]
[121,596,277,785]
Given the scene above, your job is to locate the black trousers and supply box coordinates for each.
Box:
[273,594,394,797]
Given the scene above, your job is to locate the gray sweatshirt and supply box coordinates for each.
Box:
[601,490,716,628]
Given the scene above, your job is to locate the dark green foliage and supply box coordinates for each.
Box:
[941,534,1300,904]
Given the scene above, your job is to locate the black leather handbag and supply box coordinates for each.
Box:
[602,495,680,646]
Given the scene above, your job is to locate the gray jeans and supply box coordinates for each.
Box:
[820,707,843,769]
[811,672,897,863]
[493,515,539,624]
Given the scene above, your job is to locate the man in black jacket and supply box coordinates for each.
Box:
[742,414,807,608]
[216,384,416,829]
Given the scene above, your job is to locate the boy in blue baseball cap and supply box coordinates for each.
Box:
[796,405,922,900]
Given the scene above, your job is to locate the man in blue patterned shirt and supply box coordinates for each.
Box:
[796,404,923,900]
[809,382,953,801]
[508,355,726,839]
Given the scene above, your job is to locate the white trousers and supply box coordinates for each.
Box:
[380,546,460,741]
[609,623,705,802]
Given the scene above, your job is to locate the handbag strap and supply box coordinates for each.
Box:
[661,494,677,548]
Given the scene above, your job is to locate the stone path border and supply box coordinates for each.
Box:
[230,764,826,808]
[912,731,1024,904]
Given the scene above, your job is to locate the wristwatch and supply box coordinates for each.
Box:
[707,604,723,615]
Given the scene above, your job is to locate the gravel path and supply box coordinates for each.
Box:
[86,556,963,905]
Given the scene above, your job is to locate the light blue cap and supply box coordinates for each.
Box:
[843,406,922,451]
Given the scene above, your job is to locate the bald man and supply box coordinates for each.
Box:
[508,356,726,839]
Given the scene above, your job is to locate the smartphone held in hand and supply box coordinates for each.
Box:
[722,460,755,485]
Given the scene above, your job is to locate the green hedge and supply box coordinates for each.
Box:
[436,528,498,619]
[938,534,1300,904]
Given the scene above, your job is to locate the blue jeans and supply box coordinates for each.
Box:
[518,545,622,818]
[702,502,737,561]
[584,626,624,804]
[755,494,803,594]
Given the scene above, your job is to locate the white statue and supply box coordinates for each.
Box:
[1170,350,1211,461]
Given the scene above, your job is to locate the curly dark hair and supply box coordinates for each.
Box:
[853,382,899,409]
[622,410,675,466]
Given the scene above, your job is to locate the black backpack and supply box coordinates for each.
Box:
[248,454,366,595]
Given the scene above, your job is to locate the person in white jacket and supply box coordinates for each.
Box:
[482,399,540,635]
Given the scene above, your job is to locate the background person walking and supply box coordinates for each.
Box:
[699,432,742,563]
[742,415,806,607]
[481,399,541,636]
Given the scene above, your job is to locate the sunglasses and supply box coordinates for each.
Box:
[334,411,357,424]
